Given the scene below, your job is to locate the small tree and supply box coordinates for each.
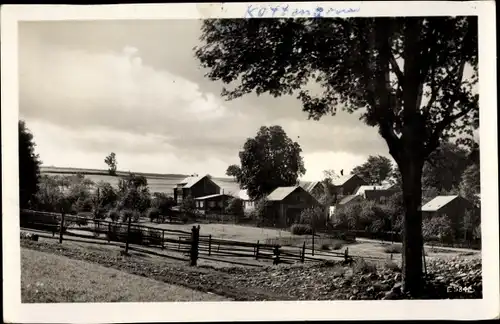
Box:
[180,195,197,218]
[104,152,117,176]
[351,155,394,185]
[225,197,244,217]
[252,197,270,226]
[151,192,176,222]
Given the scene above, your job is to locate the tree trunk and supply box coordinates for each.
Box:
[400,157,425,297]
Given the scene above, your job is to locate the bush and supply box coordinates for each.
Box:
[290,223,313,235]
[320,243,330,250]
[353,258,378,274]
[147,207,161,222]
[383,244,402,254]
[121,209,140,223]
[299,206,327,229]
[384,260,401,271]
[108,209,121,222]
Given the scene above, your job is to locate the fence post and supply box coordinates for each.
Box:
[59,212,65,244]
[422,247,427,276]
[301,241,306,263]
[208,235,212,256]
[161,230,165,250]
[255,240,260,260]
[273,245,281,265]
[344,247,349,263]
[125,214,132,254]
[190,225,200,266]
[108,222,111,243]
[312,231,315,256]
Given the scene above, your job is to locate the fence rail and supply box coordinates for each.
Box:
[20,209,356,266]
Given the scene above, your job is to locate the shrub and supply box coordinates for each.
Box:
[383,244,402,254]
[108,209,121,222]
[299,206,327,229]
[147,207,161,222]
[353,258,378,274]
[121,209,140,223]
[290,223,313,235]
[384,260,401,271]
[225,197,244,216]
[320,243,330,250]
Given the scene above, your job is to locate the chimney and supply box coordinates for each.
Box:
[340,169,344,176]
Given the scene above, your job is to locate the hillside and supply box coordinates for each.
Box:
[40,166,242,196]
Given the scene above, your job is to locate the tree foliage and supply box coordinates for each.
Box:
[422,141,469,192]
[231,125,306,199]
[104,152,117,176]
[226,164,242,179]
[19,120,41,209]
[351,155,394,185]
[195,17,478,296]
[225,197,244,216]
[117,173,151,215]
[151,192,176,216]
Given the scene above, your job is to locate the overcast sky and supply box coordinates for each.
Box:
[19,19,397,181]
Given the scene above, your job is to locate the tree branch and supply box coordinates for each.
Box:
[425,105,474,156]
[389,52,404,84]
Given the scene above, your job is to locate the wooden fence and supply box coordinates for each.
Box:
[20,209,355,266]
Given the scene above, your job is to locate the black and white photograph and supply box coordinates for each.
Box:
[2,2,498,322]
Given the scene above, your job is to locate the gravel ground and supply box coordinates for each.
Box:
[20,238,482,301]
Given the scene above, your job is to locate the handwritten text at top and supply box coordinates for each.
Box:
[244,4,361,18]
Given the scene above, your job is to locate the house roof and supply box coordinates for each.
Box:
[364,189,397,201]
[355,185,392,196]
[300,181,322,193]
[421,195,460,212]
[178,175,211,188]
[267,186,302,201]
[195,193,233,200]
[331,174,359,186]
[338,195,360,205]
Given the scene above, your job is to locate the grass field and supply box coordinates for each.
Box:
[21,248,228,303]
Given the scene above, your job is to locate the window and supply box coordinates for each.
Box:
[200,201,204,208]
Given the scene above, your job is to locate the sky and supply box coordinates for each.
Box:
[19,20,404,181]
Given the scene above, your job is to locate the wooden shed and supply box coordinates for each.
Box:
[265,186,322,228]
[421,195,477,236]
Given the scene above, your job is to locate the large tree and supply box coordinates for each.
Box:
[19,120,41,209]
[351,155,394,185]
[422,141,469,192]
[195,17,478,296]
[231,125,305,199]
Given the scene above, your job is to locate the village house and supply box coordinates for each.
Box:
[330,174,368,197]
[355,185,397,203]
[265,186,322,228]
[420,195,477,236]
[173,174,221,205]
[194,193,234,214]
[237,189,255,213]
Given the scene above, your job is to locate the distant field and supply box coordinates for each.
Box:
[40,166,241,195]
[21,248,227,302]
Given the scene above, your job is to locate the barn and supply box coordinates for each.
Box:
[420,195,477,235]
[173,175,221,205]
[265,186,322,228]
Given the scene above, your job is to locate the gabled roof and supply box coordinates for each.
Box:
[331,174,362,186]
[421,195,460,212]
[177,174,212,188]
[338,195,361,205]
[267,186,302,201]
[300,181,322,193]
